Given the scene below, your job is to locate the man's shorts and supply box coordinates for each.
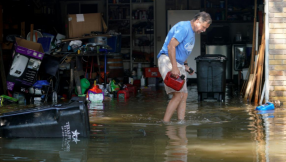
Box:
[158,54,187,94]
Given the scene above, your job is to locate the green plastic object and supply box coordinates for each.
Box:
[0,95,18,106]
[75,78,91,95]
[110,80,120,92]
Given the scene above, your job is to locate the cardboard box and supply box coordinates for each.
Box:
[68,13,107,38]
[144,67,161,78]
[6,37,45,93]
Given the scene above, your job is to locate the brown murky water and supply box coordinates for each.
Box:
[0,85,284,162]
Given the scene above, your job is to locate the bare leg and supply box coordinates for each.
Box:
[177,93,188,120]
[163,92,183,122]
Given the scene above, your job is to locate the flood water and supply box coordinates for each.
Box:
[0,84,285,162]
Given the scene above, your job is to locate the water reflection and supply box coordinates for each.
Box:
[1,138,88,162]
[165,125,188,162]
[2,85,286,161]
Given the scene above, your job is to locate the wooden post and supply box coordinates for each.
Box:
[245,52,260,101]
[248,49,261,102]
[244,74,254,100]
[254,19,265,104]
[244,0,257,101]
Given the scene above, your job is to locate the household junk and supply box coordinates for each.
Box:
[86,81,104,102]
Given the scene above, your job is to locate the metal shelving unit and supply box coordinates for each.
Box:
[106,0,156,71]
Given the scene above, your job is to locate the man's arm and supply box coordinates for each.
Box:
[167,38,180,78]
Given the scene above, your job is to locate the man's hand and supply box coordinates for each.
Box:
[185,65,195,75]
[171,66,180,78]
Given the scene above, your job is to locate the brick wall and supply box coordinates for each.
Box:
[269,0,286,103]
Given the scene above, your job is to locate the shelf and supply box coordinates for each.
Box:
[132,19,154,21]
[133,34,153,36]
[212,20,227,22]
[123,60,150,64]
[211,20,253,23]
[227,10,253,14]
[133,45,154,47]
[205,8,226,10]
[109,19,130,21]
[108,3,130,5]
[132,2,153,4]
[107,0,155,70]
[226,20,253,23]
[133,62,150,64]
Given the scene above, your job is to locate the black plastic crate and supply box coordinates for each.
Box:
[195,54,226,102]
[0,100,90,138]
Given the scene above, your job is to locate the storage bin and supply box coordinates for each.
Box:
[195,54,226,102]
[107,35,122,53]
[117,89,130,99]
[0,100,90,138]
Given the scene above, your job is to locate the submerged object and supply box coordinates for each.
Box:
[86,81,104,102]
[256,102,275,111]
[117,89,130,99]
[0,95,18,106]
[0,98,90,138]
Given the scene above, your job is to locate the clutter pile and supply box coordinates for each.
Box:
[0,12,154,107]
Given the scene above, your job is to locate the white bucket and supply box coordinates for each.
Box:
[242,68,249,80]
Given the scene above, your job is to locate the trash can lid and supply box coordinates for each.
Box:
[195,54,227,60]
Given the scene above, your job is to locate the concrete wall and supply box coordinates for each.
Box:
[268,0,286,103]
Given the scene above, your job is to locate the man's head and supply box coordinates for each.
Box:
[192,12,212,34]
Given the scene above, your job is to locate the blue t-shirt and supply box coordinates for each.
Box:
[157,21,195,65]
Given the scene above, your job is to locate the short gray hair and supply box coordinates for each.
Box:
[193,11,212,24]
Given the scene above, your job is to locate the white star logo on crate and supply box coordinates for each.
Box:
[72,130,80,144]
[61,122,81,144]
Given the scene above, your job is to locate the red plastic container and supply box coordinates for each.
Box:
[125,84,136,95]
[133,79,141,87]
[117,89,130,99]
[144,67,161,78]
[164,71,185,91]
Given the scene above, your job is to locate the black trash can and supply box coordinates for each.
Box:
[0,100,90,138]
[195,54,227,102]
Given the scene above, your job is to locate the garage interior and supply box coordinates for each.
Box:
[2,1,285,162]
[0,0,265,104]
